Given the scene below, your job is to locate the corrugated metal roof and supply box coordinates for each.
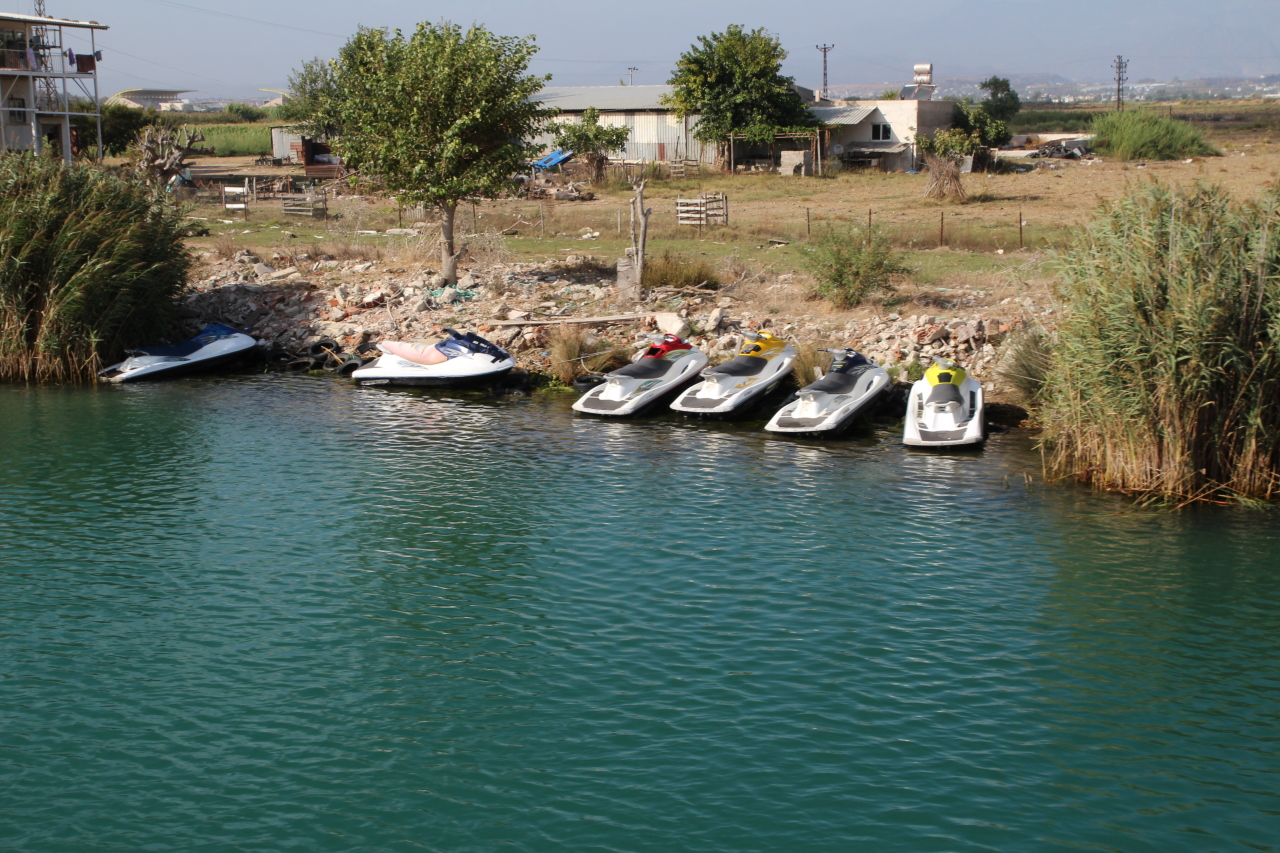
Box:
[841,141,909,154]
[0,11,108,29]
[536,85,674,112]
[811,106,875,126]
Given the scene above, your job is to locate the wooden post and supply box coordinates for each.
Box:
[1019,209,1024,249]
[540,204,545,238]
[868,208,872,230]
[806,207,811,237]
[617,208,621,234]
[939,210,945,246]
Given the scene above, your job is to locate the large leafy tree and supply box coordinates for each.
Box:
[278,57,341,137]
[978,76,1021,123]
[665,25,816,167]
[553,108,630,184]
[308,23,555,283]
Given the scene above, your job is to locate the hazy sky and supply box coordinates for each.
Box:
[7,0,1279,101]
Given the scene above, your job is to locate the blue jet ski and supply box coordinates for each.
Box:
[99,322,258,383]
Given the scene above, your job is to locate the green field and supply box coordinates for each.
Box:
[198,124,272,157]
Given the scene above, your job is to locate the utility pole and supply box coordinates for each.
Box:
[627,67,638,86]
[1112,55,1128,111]
[816,44,834,100]
[32,0,58,112]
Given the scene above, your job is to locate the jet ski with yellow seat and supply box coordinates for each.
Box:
[572,333,708,417]
[764,348,890,434]
[350,328,514,387]
[670,331,796,415]
[902,357,985,447]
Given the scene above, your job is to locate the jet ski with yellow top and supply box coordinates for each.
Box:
[903,357,985,447]
[573,333,708,417]
[764,348,890,434]
[670,331,796,415]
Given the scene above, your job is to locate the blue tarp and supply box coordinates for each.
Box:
[532,149,574,171]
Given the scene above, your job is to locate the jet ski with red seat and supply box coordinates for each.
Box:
[670,331,796,416]
[572,333,708,416]
[351,328,514,387]
[903,357,985,447]
[764,347,890,434]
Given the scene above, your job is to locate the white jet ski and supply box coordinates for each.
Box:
[572,333,708,416]
[670,331,796,416]
[351,329,515,387]
[98,322,257,383]
[903,357,985,447]
[765,348,890,434]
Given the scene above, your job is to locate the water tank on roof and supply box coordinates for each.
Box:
[913,64,933,85]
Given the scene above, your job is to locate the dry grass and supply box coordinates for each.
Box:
[924,154,967,202]
[545,324,630,383]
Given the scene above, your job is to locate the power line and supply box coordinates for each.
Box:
[133,0,344,38]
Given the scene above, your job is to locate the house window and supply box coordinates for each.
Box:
[7,97,25,124]
[871,123,891,141]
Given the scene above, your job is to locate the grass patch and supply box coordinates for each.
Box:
[1040,181,1280,502]
[544,324,630,383]
[800,225,911,308]
[641,251,722,289]
[1090,111,1221,161]
[1008,110,1098,134]
[199,124,273,157]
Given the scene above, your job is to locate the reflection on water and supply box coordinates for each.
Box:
[1,374,1278,852]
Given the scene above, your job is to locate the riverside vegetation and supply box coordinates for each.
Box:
[0,155,190,383]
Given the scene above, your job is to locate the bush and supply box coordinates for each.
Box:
[1090,111,1220,161]
[0,155,191,383]
[1040,182,1280,502]
[641,252,721,289]
[802,226,911,308]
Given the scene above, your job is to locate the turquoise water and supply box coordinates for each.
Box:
[2,375,1279,852]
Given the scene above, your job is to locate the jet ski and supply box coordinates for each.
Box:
[572,333,708,416]
[98,322,257,383]
[351,329,515,387]
[670,331,796,416]
[764,348,890,434]
[903,357,985,447]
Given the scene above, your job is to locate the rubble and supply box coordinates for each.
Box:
[180,250,1041,398]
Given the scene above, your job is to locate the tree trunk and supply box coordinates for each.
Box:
[439,201,459,284]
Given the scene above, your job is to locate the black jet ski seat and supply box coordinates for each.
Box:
[806,364,873,395]
[926,382,964,410]
[612,358,677,380]
[705,355,768,377]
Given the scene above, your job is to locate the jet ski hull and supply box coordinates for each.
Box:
[573,350,709,417]
[902,375,985,447]
[351,331,515,388]
[670,349,795,416]
[765,356,890,435]
[99,323,257,383]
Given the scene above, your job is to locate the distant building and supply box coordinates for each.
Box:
[105,89,194,110]
[0,11,107,161]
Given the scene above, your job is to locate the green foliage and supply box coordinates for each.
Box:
[997,323,1054,404]
[553,108,630,184]
[224,102,268,123]
[878,89,900,100]
[956,103,1011,148]
[198,124,272,157]
[70,102,161,156]
[1040,182,1280,501]
[917,127,982,158]
[664,25,817,153]
[1008,109,1095,134]
[978,76,1021,123]
[801,225,911,308]
[1090,111,1220,161]
[279,56,341,137]
[317,22,555,281]
[0,154,191,383]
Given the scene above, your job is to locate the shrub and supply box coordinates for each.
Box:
[545,325,629,383]
[801,225,911,308]
[0,155,191,383]
[997,323,1054,405]
[641,252,721,289]
[1090,111,1220,161]
[1039,182,1280,502]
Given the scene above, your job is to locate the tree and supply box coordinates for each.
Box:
[552,108,629,184]
[665,25,817,168]
[70,101,162,157]
[278,56,341,137]
[315,23,555,283]
[224,102,267,123]
[978,76,1021,123]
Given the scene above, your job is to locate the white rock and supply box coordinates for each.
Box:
[653,312,691,338]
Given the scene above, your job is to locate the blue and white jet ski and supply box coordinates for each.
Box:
[764,348,890,434]
[98,322,257,383]
[351,329,515,387]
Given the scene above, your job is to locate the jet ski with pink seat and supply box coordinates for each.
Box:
[350,329,515,387]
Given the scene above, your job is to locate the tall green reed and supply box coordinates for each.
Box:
[0,154,191,383]
[1090,111,1220,161]
[1040,182,1280,502]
